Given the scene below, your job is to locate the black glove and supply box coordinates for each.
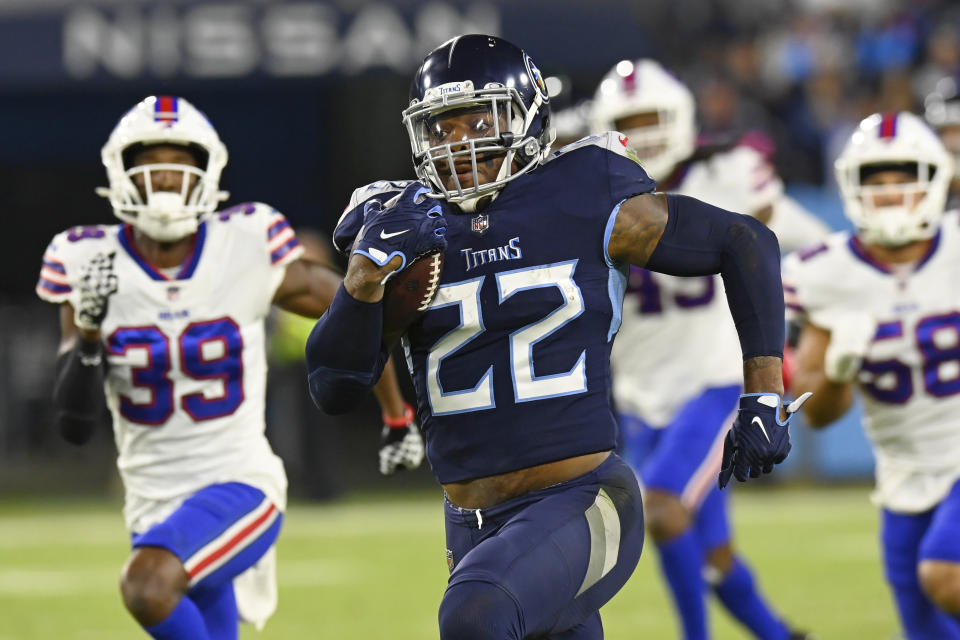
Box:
[718,391,812,489]
[379,402,425,475]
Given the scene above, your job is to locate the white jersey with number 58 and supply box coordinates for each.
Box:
[37,203,303,532]
[611,145,826,425]
[783,212,960,512]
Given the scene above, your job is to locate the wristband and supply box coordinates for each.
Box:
[78,338,103,367]
[383,402,415,428]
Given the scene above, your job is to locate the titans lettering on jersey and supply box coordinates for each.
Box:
[366,134,655,483]
[35,203,300,531]
[461,237,523,271]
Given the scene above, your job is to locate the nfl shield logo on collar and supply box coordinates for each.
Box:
[471,214,490,236]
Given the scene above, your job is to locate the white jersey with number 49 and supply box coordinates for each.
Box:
[37,203,302,532]
[611,145,826,425]
[783,211,960,513]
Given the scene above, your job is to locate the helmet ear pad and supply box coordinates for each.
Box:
[512,109,554,167]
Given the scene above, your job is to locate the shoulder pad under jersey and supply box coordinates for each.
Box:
[211,202,303,268]
[333,180,413,254]
[781,231,854,324]
[546,131,645,167]
[36,224,118,304]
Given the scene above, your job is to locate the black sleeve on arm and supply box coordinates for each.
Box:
[645,194,785,360]
[305,284,390,415]
[53,338,106,445]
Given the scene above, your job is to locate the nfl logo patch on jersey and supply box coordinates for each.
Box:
[167,286,180,301]
[471,214,490,236]
[446,548,455,573]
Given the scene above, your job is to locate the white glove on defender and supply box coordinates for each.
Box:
[822,312,876,383]
[379,403,425,475]
[74,252,118,332]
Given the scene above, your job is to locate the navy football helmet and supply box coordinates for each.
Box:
[402,34,555,211]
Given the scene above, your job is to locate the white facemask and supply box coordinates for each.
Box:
[137,191,199,242]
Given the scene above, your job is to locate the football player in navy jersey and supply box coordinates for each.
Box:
[307,34,804,639]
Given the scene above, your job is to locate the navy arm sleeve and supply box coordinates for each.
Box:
[645,193,784,360]
[53,338,106,445]
[305,284,390,414]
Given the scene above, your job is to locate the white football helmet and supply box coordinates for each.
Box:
[589,59,695,181]
[835,112,953,247]
[98,96,228,242]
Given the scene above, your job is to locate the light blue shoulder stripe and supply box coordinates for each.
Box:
[605,199,628,342]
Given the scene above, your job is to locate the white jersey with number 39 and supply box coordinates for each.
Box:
[783,212,960,512]
[37,203,303,532]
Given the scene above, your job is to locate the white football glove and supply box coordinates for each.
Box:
[74,251,119,332]
[822,312,876,383]
[379,403,425,475]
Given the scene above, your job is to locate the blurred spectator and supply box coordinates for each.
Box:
[923,75,960,207]
[855,9,924,78]
[912,23,960,99]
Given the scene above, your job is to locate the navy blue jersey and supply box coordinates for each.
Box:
[344,134,656,483]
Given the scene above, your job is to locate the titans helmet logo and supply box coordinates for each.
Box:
[525,54,549,101]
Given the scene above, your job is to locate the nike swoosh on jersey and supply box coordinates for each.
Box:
[380,229,409,239]
[751,416,771,442]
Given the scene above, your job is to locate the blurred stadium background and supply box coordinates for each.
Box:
[1,0,957,637]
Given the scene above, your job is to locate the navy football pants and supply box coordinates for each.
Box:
[440,453,644,639]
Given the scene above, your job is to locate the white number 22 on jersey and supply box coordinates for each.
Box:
[426,260,587,416]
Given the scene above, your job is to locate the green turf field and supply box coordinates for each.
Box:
[0,486,898,639]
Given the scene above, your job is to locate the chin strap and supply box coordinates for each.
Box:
[455,191,500,214]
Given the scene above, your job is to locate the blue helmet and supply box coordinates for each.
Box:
[402,34,554,211]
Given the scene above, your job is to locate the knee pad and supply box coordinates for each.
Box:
[438,580,523,640]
